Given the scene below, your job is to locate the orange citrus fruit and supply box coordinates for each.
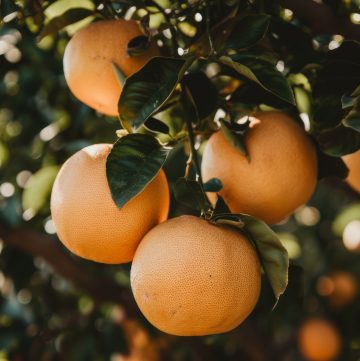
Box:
[343,149,360,192]
[201,111,317,224]
[299,318,342,361]
[51,144,169,264]
[131,215,261,336]
[329,271,358,309]
[63,19,159,116]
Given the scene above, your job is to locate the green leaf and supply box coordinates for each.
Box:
[316,148,349,179]
[225,14,270,50]
[221,120,249,160]
[127,35,150,57]
[318,124,360,156]
[203,178,223,192]
[208,212,289,305]
[181,72,218,119]
[343,109,360,132]
[22,166,59,214]
[106,134,170,208]
[112,63,126,87]
[174,178,211,213]
[241,214,289,306]
[219,55,295,105]
[144,117,170,134]
[341,94,356,109]
[38,8,94,40]
[119,56,194,130]
[209,213,245,229]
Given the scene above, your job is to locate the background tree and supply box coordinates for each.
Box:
[0,0,359,360]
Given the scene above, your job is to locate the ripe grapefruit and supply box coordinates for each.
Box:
[343,149,360,193]
[63,19,159,116]
[51,144,169,264]
[201,111,317,224]
[298,318,342,361]
[130,215,261,336]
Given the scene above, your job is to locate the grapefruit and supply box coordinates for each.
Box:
[131,215,261,336]
[51,144,169,264]
[201,111,318,224]
[63,19,159,116]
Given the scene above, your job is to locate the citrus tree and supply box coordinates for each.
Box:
[0,0,359,360]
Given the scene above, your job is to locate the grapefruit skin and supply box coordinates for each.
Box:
[343,149,360,193]
[299,318,342,361]
[201,111,318,224]
[51,144,169,264]
[131,215,261,336]
[63,19,159,116]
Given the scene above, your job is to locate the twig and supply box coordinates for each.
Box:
[0,224,139,318]
[204,0,215,55]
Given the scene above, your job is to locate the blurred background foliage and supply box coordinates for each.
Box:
[0,0,359,360]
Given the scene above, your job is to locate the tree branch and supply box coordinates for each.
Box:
[277,0,360,40]
[0,224,139,318]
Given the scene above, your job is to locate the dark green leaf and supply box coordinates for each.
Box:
[231,82,289,109]
[225,14,270,50]
[203,178,223,192]
[343,109,360,132]
[181,72,218,119]
[38,8,94,40]
[241,214,289,305]
[351,85,360,97]
[127,35,150,57]
[221,121,249,160]
[144,117,170,134]
[209,213,245,229]
[220,55,295,105]
[112,63,126,87]
[214,195,230,214]
[317,148,349,179]
[174,177,211,213]
[119,57,193,130]
[318,124,360,156]
[106,134,170,208]
[341,94,356,109]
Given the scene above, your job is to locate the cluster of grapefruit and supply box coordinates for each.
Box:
[49,18,356,343]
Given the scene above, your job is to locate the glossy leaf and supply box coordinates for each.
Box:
[181,72,218,119]
[210,213,245,229]
[38,8,94,40]
[203,178,223,192]
[221,121,249,160]
[219,55,295,105]
[127,35,150,57]
[317,147,349,179]
[318,124,360,156]
[241,214,289,305]
[106,134,170,208]
[144,117,170,134]
[174,178,211,213]
[225,14,270,50]
[342,109,360,132]
[119,57,193,130]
